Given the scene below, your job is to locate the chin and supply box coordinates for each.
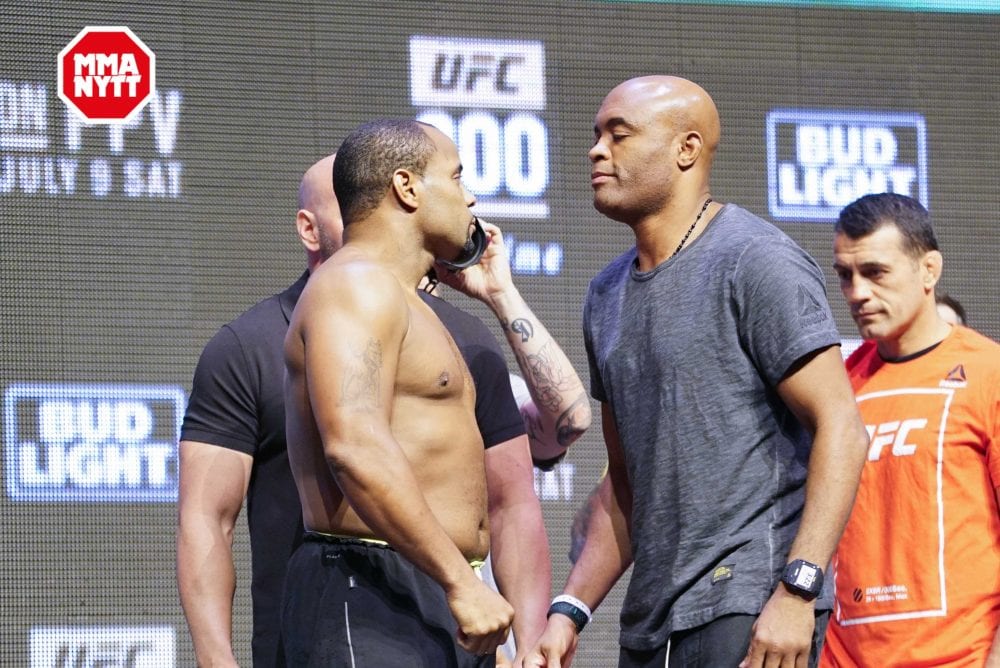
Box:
[857,324,886,342]
[593,197,629,223]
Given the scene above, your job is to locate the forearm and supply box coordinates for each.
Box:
[489,500,551,651]
[786,419,867,569]
[488,287,590,449]
[562,474,633,611]
[177,525,239,666]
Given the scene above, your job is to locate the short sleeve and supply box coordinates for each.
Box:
[465,342,526,448]
[583,288,608,403]
[732,237,841,386]
[180,325,260,455]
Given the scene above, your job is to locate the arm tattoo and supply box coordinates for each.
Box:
[516,341,568,414]
[509,318,534,343]
[338,338,382,410]
[500,316,535,343]
[556,394,590,447]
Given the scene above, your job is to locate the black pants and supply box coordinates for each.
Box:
[619,611,830,668]
[282,534,494,668]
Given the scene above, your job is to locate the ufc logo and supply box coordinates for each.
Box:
[53,642,153,667]
[865,418,927,461]
[432,53,524,93]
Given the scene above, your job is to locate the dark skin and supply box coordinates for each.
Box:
[525,76,868,668]
[284,127,513,656]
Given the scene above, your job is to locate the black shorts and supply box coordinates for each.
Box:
[619,611,831,668]
[281,533,494,668]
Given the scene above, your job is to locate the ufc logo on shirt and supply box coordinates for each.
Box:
[865,418,928,461]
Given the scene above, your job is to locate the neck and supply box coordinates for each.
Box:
[343,219,435,287]
[876,306,953,360]
[632,194,715,271]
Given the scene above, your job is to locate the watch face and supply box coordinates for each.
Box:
[792,563,818,590]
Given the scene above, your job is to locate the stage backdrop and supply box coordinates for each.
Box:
[2,1,997,665]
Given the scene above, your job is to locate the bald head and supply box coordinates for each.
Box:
[606,76,720,157]
[298,154,337,212]
[296,154,344,267]
[590,76,720,224]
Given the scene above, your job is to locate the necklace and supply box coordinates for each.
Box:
[669,197,713,260]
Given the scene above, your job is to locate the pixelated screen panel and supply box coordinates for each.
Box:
[1,2,997,665]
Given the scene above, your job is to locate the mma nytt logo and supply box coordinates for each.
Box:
[58,26,155,124]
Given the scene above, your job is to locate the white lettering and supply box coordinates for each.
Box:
[866,418,926,461]
[90,158,112,197]
[796,125,829,166]
[419,110,548,201]
[503,112,547,197]
[458,111,502,195]
[149,90,182,156]
[0,80,47,134]
[17,442,176,489]
[123,159,182,198]
[73,53,96,76]
[532,462,575,500]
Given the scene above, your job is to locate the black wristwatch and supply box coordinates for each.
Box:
[781,559,824,601]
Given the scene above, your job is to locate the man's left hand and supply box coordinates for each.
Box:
[739,585,815,668]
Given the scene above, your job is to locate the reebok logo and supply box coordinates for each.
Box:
[796,284,827,324]
[940,364,967,388]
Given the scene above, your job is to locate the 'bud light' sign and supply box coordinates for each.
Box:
[3,383,185,502]
[766,109,928,222]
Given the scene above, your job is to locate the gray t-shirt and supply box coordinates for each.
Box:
[583,204,840,650]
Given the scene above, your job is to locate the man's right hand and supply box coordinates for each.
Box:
[448,577,515,656]
[522,614,579,668]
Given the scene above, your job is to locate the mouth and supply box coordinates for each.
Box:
[591,172,614,186]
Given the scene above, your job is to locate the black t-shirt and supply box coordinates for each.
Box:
[180,273,524,666]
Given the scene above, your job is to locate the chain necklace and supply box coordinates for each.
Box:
[669,197,713,260]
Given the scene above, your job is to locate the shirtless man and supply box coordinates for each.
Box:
[282,119,514,666]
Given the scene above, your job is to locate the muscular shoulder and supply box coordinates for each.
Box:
[296,255,408,326]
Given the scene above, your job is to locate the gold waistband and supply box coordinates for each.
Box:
[306,531,486,571]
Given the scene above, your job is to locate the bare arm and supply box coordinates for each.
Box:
[297,270,512,654]
[176,440,252,668]
[524,402,633,668]
[485,434,551,663]
[437,223,592,465]
[741,346,868,668]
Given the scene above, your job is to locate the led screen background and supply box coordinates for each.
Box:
[1,1,997,665]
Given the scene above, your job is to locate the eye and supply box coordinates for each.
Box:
[863,268,885,280]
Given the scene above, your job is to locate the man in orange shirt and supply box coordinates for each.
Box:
[823,193,1000,667]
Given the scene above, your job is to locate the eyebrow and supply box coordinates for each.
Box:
[832,260,890,272]
[594,116,638,134]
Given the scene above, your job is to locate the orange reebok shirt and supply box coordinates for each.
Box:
[822,326,1000,667]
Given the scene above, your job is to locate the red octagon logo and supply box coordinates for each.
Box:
[58,26,155,123]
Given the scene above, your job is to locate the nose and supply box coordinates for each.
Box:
[842,276,872,306]
[589,138,609,163]
[462,182,476,208]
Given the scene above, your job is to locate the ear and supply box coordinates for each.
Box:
[677,131,704,169]
[391,168,420,212]
[296,209,321,253]
[921,250,943,294]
